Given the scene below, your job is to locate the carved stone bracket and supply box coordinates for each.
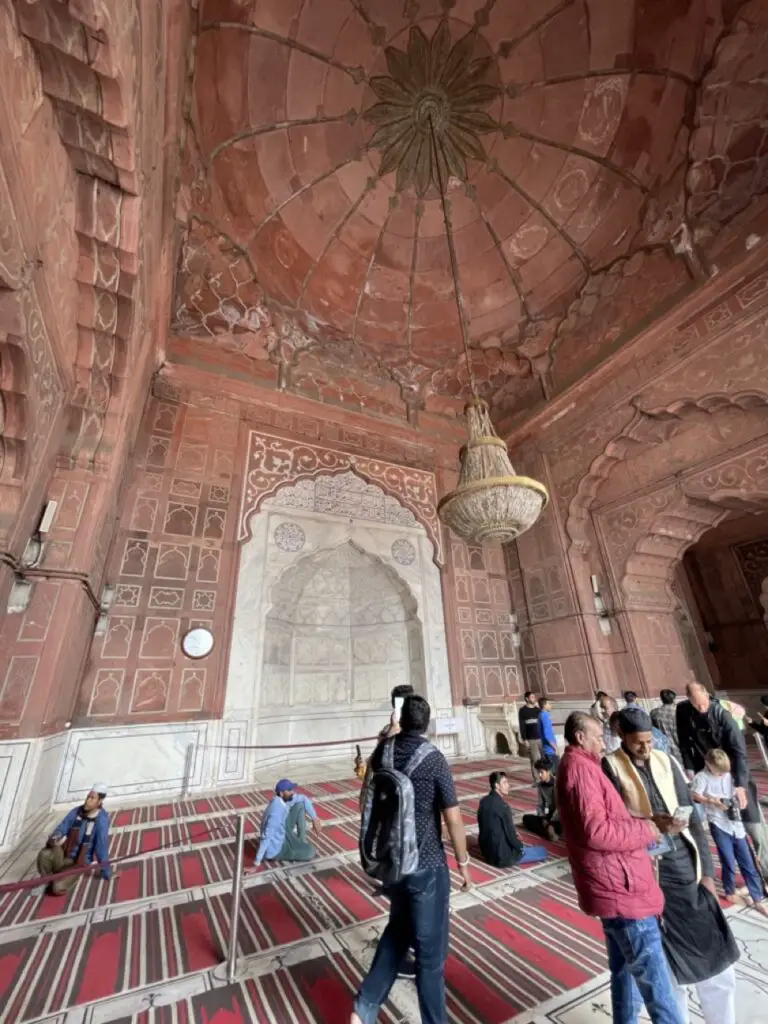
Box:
[239,428,444,564]
[15,0,140,468]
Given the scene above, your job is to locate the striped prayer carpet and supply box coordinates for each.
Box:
[0,843,237,929]
[0,845,555,1018]
[0,817,397,929]
[1,876,351,1021]
[116,951,405,1024]
[0,777,554,931]
[106,758,512,834]
[6,752,757,1023]
[107,881,609,1024]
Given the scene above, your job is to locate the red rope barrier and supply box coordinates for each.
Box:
[0,819,238,897]
[209,735,380,750]
[0,736,381,897]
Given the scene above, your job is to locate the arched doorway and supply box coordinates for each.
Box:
[261,542,426,709]
[495,732,511,755]
[681,512,768,694]
[615,487,768,704]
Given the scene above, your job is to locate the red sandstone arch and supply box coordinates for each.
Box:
[241,461,443,567]
[566,390,768,553]
[619,445,768,611]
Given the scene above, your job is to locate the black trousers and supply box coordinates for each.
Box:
[521,814,561,839]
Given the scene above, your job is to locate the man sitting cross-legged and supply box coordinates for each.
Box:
[521,758,562,841]
[477,771,548,868]
[251,779,322,869]
[37,783,112,896]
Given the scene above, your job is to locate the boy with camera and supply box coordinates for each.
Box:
[691,748,767,911]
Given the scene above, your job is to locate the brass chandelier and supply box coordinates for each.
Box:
[427,117,549,545]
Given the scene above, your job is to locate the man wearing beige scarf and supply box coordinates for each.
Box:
[604,707,738,1024]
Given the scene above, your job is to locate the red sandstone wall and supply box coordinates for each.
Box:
[504,254,768,700]
[0,0,187,740]
[442,539,521,704]
[75,382,475,727]
[73,394,242,724]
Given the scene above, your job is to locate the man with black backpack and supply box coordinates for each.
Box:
[353,695,471,1024]
[360,683,417,981]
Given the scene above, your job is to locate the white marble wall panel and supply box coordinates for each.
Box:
[0,733,69,852]
[0,738,34,849]
[27,733,68,819]
[55,720,214,802]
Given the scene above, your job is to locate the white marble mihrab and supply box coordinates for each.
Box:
[227,475,460,766]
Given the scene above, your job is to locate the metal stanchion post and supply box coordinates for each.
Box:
[226,812,246,984]
[181,742,195,800]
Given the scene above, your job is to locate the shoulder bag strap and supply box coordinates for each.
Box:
[403,741,438,777]
[381,737,395,771]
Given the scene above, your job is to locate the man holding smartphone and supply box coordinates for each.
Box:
[605,707,739,1024]
[361,683,417,980]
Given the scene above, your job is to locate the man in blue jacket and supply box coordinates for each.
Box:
[538,697,560,770]
[252,779,321,868]
[37,783,111,895]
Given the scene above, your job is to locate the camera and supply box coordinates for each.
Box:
[723,799,741,823]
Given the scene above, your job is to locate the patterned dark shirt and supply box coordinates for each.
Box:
[369,730,458,869]
[651,703,682,761]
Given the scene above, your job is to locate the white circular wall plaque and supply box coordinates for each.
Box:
[181,627,214,659]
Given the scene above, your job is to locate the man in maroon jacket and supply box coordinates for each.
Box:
[557,711,685,1024]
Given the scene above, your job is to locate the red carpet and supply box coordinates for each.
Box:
[5,754,760,1023]
[167,952,404,1024]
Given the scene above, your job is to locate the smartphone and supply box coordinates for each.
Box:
[394,696,405,722]
[672,806,693,823]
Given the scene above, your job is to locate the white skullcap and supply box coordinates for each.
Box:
[92,782,108,796]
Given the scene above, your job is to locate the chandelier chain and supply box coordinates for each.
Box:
[428,115,478,399]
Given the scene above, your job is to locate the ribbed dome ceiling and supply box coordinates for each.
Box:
[172,0,763,420]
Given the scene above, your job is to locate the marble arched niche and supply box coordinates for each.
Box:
[223,471,456,771]
[262,542,426,710]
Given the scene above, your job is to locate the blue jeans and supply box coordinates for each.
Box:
[711,822,765,902]
[602,916,685,1024]
[518,845,548,865]
[354,866,449,1024]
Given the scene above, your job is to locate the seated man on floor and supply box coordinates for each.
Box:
[252,778,322,869]
[477,771,548,868]
[37,783,111,895]
[522,758,562,841]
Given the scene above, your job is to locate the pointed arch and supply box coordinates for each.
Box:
[239,428,443,564]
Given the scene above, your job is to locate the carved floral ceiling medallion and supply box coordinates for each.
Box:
[364,23,500,195]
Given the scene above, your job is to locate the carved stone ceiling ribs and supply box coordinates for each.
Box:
[173,0,767,422]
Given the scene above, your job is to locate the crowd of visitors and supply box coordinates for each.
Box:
[30,683,767,1024]
[555,685,768,1024]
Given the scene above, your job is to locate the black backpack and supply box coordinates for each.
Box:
[359,737,437,885]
